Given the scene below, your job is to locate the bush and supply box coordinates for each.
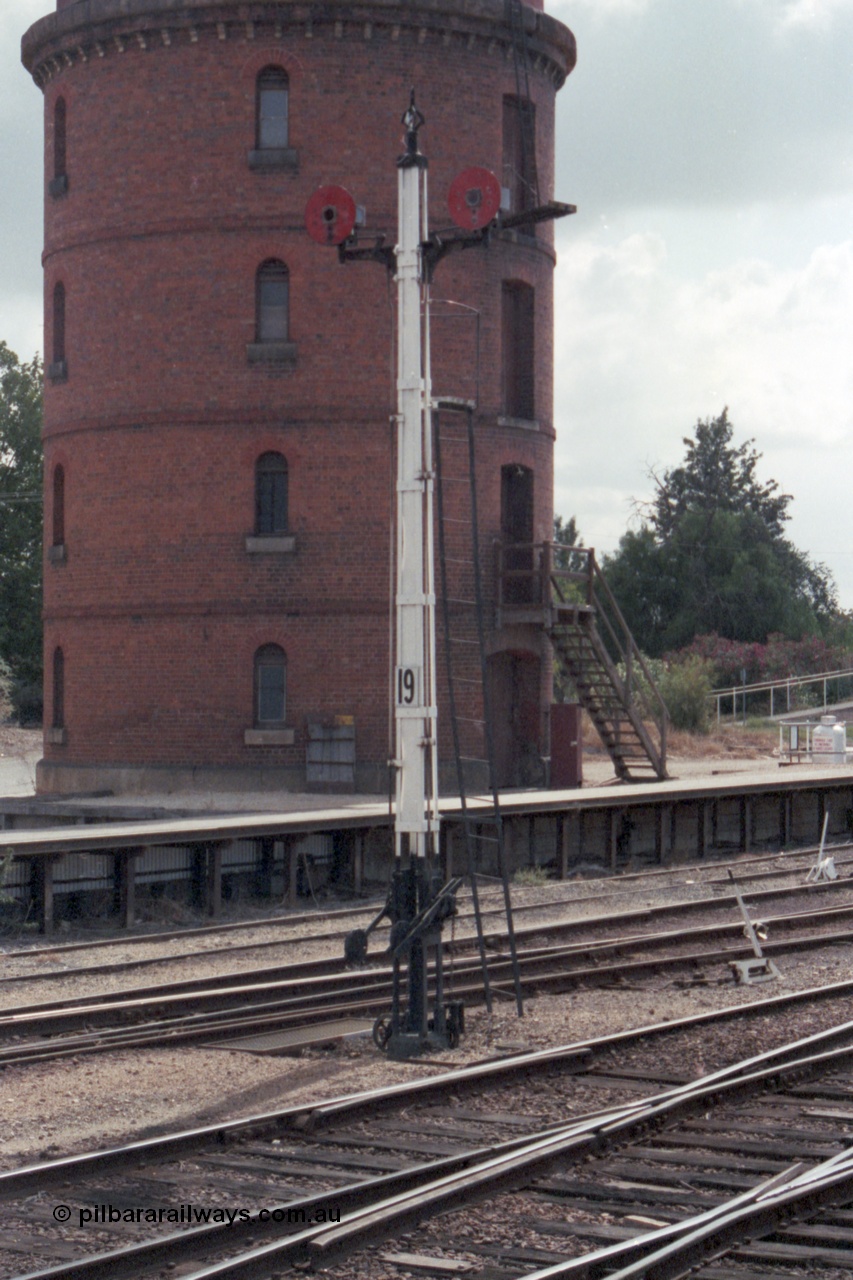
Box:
[674,633,853,689]
[0,657,12,720]
[11,680,42,727]
[658,657,713,733]
[513,866,551,886]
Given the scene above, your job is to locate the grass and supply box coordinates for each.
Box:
[666,721,778,759]
[579,708,778,760]
[513,867,552,886]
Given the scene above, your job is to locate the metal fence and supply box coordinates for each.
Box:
[712,667,853,723]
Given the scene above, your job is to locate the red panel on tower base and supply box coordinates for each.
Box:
[550,703,583,789]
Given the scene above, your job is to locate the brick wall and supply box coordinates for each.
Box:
[25,0,575,793]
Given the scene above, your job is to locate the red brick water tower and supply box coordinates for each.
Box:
[23,0,575,796]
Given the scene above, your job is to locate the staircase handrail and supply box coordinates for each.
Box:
[495,538,546,607]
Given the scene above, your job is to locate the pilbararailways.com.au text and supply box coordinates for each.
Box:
[53,1203,342,1229]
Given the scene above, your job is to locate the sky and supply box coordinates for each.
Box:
[2,0,852,603]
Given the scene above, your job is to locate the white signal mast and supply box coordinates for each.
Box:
[393,93,440,869]
[305,92,571,1055]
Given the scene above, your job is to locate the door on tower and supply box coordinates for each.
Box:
[487,649,543,788]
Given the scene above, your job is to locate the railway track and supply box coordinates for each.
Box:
[5,995,853,1279]
[4,840,852,989]
[4,871,853,1065]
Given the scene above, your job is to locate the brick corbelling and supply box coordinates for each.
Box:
[45,599,394,620]
[41,238,556,428]
[42,409,555,440]
[43,220,559,268]
[23,0,575,89]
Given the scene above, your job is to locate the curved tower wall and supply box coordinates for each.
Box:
[24,0,575,795]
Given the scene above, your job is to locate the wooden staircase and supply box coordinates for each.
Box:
[549,602,666,781]
[497,544,668,782]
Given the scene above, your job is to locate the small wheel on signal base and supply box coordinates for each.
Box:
[373,1016,392,1052]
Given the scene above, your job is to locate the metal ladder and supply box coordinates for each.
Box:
[433,398,523,1015]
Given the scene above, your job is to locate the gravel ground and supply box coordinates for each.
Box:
[0,733,849,1175]
[2,875,853,1170]
[1,733,849,1277]
[0,727,40,797]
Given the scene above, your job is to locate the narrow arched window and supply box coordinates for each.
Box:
[501,281,535,420]
[254,644,287,726]
[52,465,65,547]
[501,463,535,604]
[53,282,66,364]
[49,282,67,381]
[54,97,67,183]
[502,95,536,214]
[257,67,289,150]
[256,260,289,342]
[52,647,65,730]
[255,453,288,535]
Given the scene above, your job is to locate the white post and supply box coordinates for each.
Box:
[393,103,438,862]
[421,189,441,837]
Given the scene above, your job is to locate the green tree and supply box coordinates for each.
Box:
[0,343,43,697]
[603,410,837,657]
[551,514,585,702]
[553,513,583,572]
[649,408,790,542]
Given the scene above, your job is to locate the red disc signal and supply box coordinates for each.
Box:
[448,167,501,230]
[305,186,357,246]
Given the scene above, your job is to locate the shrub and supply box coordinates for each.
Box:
[674,633,853,689]
[11,680,43,727]
[513,866,551,886]
[0,658,12,720]
[658,657,713,733]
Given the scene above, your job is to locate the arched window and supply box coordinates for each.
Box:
[256,67,289,150]
[501,281,535,420]
[254,644,287,726]
[501,463,535,604]
[255,260,289,343]
[502,95,536,215]
[50,282,67,381]
[53,282,66,363]
[53,97,68,191]
[255,453,288,535]
[52,647,65,730]
[52,465,65,547]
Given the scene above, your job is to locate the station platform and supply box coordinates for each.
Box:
[0,753,851,933]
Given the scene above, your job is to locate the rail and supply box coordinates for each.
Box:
[496,541,668,771]
[712,664,853,723]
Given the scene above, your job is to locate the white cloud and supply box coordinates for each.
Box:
[549,0,650,13]
[0,291,42,365]
[555,0,853,212]
[779,0,853,29]
[553,230,853,597]
[550,0,853,24]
